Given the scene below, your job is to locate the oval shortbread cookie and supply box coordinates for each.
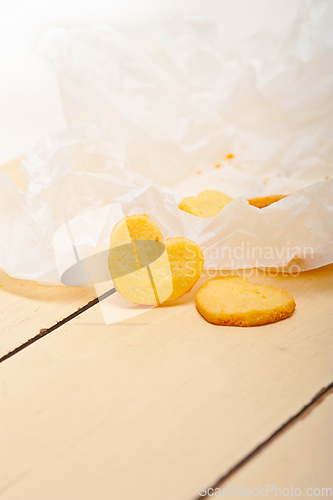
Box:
[165,237,204,302]
[179,189,233,218]
[247,194,287,209]
[196,276,296,326]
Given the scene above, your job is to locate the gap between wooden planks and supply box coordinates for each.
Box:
[0,269,98,359]
[201,387,333,498]
[0,264,332,500]
[0,156,97,358]
[0,155,332,496]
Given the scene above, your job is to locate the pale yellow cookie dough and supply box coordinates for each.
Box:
[196,276,296,326]
[179,189,233,217]
[247,194,287,209]
[109,215,204,305]
[165,237,204,302]
[109,214,170,305]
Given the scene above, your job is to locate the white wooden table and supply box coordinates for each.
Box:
[0,157,332,500]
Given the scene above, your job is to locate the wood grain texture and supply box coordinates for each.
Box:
[0,266,332,500]
[202,389,333,498]
[0,270,97,358]
[0,157,97,357]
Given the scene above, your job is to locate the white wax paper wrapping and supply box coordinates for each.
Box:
[0,0,333,285]
[0,125,139,283]
[0,123,332,284]
[115,181,333,273]
[40,0,333,186]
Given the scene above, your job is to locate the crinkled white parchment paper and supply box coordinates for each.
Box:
[0,0,333,284]
[40,0,333,186]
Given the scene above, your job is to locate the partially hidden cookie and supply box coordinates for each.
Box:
[247,194,287,209]
[196,276,295,327]
[179,189,233,217]
[165,237,204,302]
[109,215,204,305]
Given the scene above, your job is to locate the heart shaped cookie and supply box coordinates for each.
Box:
[196,276,296,326]
[179,189,233,217]
[108,215,204,305]
[165,237,204,302]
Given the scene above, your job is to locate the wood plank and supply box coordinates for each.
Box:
[0,270,97,358]
[202,388,333,498]
[0,157,97,357]
[0,265,332,500]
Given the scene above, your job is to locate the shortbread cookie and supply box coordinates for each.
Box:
[109,215,171,305]
[110,214,164,248]
[247,194,287,209]
[196,276,295,326]
[179,190,233,217]
[165,237,204,302]
[109,215,204,305]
